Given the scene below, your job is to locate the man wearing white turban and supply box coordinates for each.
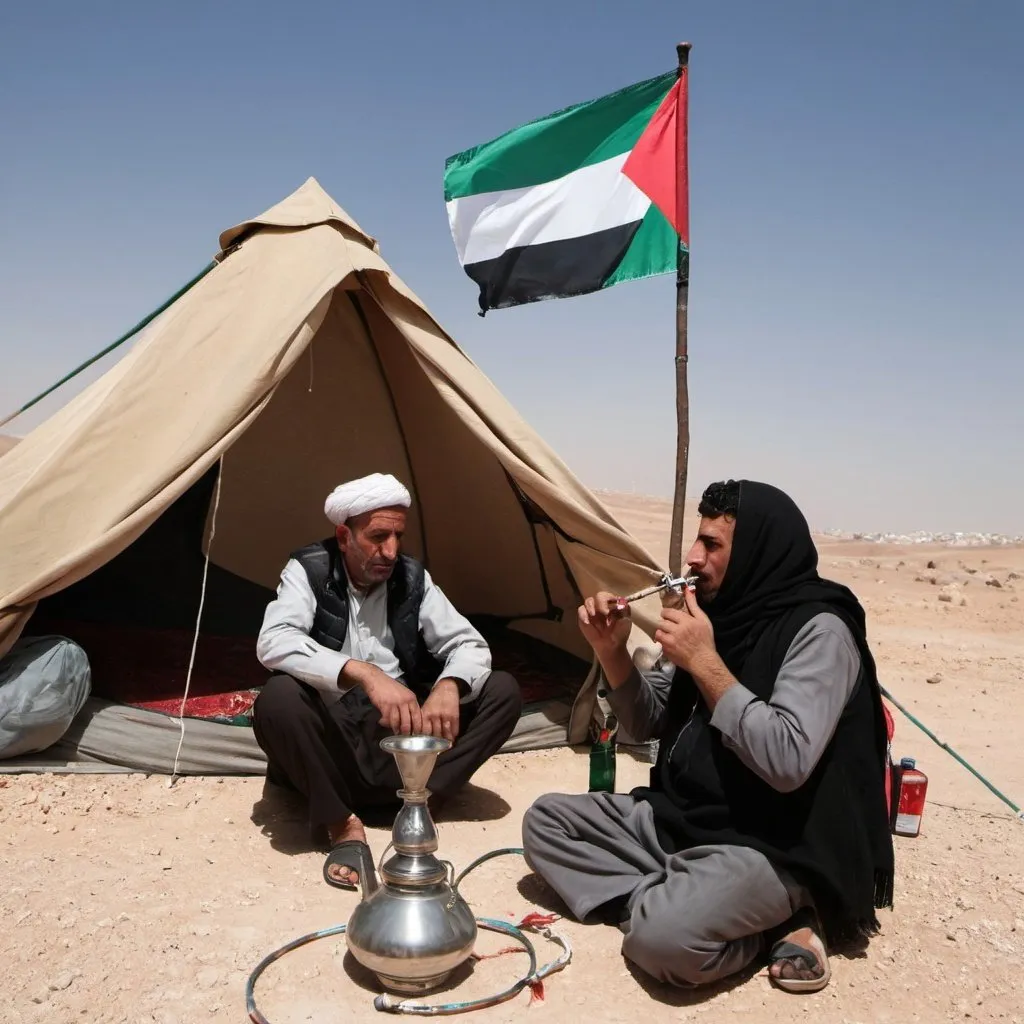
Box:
[252,473,522,889]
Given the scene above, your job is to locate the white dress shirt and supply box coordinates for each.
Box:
[256,559,492,706]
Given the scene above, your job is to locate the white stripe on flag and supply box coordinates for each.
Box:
[446,152,652,266]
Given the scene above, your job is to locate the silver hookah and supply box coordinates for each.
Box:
[345,735,478,994]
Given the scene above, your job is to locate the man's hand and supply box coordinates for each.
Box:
[343,661,422,734]
[421,679,461,742]
[578,591,636,688]
[654,585,717,674]
[578,591,632,654]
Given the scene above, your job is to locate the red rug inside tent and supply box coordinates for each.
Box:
[32,620,264,720]
[30,618,583,722]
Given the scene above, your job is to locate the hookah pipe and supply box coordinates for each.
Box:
[245,848,571,1019]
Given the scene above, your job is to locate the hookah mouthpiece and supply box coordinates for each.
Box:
[613,572,698,612]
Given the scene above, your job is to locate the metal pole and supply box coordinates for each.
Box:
[668,41,691,576]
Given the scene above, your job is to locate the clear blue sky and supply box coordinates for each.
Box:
[1,1,1021,535]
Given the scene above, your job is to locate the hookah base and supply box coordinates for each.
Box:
[374,967,458,995]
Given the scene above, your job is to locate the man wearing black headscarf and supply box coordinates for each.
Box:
[522,480,894,993]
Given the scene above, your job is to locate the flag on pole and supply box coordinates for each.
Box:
[444,70,688,314]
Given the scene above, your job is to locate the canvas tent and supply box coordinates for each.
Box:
[0,177,666,775]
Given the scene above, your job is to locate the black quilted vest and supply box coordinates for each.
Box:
[290,537,442,696]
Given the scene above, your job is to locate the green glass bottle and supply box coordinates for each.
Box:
[588,725,617,793]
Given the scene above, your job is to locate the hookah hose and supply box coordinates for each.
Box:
[245,847,572,1020]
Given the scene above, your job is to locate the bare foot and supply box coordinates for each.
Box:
[325,815,368,888]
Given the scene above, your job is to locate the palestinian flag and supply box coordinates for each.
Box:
[444,69,689,314]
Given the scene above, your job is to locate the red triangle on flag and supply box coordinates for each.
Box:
[622,72,688,245]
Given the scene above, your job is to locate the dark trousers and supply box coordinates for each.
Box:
[252,671,522,829]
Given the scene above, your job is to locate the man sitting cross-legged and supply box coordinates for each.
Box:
[252,472,522,889]
[522,480,894,993]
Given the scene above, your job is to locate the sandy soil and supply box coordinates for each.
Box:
[3,493,1023,1024]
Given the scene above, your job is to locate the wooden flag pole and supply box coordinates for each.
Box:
[668,41,692,576]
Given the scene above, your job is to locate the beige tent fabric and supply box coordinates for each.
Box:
[0,177,666,667]
[217,175,377,254]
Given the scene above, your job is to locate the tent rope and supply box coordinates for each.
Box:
[170,455,225,784]
[0,260,218,433]
[881,685,1023,821]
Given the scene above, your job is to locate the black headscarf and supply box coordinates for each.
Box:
[634,480,895,941]
[702,480,866,673]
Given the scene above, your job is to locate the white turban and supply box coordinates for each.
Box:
[324,473,411,526]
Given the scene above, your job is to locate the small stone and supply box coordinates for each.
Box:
[937,585,959,603]
[927,674,943,685]
[984,575,1002,588]
[48,972,74,991]
[97,917,114,928]
[160,859,174,871]
[927,559,937,569]
[118,912,131,923]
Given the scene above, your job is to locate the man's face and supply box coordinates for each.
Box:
[338,507,407,588]
[685,514,736,603]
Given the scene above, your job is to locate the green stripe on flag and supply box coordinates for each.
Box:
[444,71,676,201]
[602,204,678,288]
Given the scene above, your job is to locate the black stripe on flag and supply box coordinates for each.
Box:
[463,221,643,314]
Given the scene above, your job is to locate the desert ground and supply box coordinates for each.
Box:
[2,492,1023,1024]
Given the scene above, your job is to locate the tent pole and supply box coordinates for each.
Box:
[668,42,692,576]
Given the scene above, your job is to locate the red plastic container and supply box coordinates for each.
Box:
[892,757,928,837]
